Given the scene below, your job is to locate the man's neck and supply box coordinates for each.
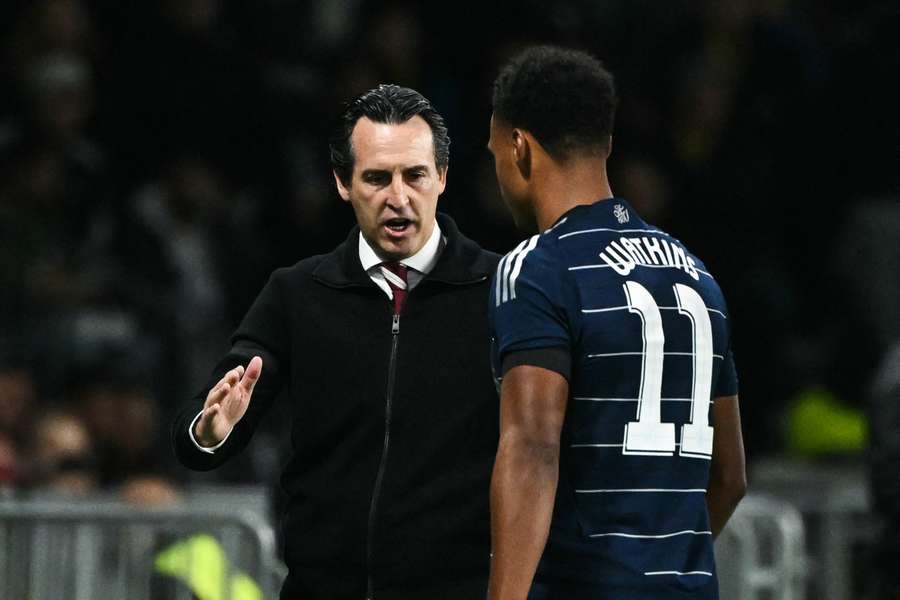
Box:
[532,160,613,231]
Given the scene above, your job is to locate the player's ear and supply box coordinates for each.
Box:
[606,135,614,158]
[333,170,351,202]
[512,128,531,180]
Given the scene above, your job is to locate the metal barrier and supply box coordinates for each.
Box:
[2,482,855,599]
[715,494,808,600]
[0,499,282,600]
[749,460,875,600]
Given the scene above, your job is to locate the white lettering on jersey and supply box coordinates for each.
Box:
[660,238,675,266]
[598,236,700,281]
[600,241,636,275]
[685,255,700,280]
[640,237,666,265]
[627,237,652,264]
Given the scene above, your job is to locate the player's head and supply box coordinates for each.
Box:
[330,84,449,260]
[488,46,617,231]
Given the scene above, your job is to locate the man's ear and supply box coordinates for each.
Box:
[512,128,531,180]
[333,170,351,202]
[436,165,448,195]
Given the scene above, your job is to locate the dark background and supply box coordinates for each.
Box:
[0,0,898,508]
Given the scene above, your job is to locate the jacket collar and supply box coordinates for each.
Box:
[312,213,494,288]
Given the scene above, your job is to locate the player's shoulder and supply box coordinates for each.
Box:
[495,226,567,281]
[546,198,666,249]
[499,230,550,260]
[643,228,730,311]
[492,227,573,308]
[495,204,596,270]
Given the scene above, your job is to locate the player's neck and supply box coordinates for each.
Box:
[533,160,613,231]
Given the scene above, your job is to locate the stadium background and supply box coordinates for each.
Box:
[0,0,898,597]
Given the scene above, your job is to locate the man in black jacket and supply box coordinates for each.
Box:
[173,85,500,599]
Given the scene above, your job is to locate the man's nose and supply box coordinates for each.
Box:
[385,175,409,209]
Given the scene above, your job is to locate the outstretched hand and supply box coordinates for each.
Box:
[194,356,263,448]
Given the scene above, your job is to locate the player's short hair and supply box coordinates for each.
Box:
[492,46,618,160]
[330,84,450,184]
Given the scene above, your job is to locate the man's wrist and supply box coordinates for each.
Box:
[188,411,231,454]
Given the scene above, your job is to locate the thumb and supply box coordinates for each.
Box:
[240,356,263,395]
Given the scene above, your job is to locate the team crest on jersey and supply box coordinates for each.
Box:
[613,204,630,224]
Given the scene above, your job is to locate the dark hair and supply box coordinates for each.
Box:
[492,46,618,160]
[329,84,450,184]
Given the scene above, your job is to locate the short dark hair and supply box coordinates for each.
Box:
[492,46,618,160]
[329,84,450,184]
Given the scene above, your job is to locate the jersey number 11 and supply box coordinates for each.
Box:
[621,281,715,459]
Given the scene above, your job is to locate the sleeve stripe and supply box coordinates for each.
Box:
[494,254,508,304]
[507,235,540,301]
[496,235,540,306]
[497,238,529,306]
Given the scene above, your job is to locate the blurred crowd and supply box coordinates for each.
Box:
[0,0,898,506]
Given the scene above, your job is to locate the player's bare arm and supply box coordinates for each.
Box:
[488,364,569,600]
[706,394,746,538]
[194,355,263,447]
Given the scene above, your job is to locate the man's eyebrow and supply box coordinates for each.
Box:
[361,166,430,174]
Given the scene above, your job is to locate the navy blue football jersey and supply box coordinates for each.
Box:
[489,198,738,599]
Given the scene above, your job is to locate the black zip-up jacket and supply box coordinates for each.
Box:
[173,214,501,599]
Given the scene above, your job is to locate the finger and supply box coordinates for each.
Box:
[240,356,263,395]
[221,383,248,420]
[225,368,241,387]
[216,383,233,410]
[204,403,220,420]
[205,381,228,407]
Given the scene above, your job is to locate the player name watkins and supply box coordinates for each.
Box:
[599,236,700,281]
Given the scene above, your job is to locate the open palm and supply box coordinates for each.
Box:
[194,356,263,447]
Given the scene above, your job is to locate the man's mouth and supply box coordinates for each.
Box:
[384,218,413,233]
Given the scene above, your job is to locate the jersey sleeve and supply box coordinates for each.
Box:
[714,347,739,397]
[489,238,576,379]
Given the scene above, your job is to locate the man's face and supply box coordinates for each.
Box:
[487,114,537,233]
[335,116,446,260]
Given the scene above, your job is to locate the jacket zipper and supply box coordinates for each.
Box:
[365,312,401,599]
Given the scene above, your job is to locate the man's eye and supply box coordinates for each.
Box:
[408,171,425,180]
[365,173,389,185]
